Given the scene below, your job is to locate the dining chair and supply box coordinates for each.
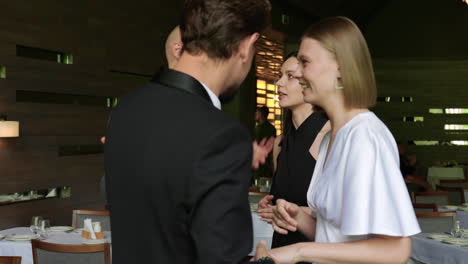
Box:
[436,185,465,205]
[413,191,450,207]
[31,239,111,264]
[416,211,456,233]
[0,256,21,264]
[412,203,438,212]
[72,209,110,231]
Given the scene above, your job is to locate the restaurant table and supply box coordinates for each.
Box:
[0,227,111,264]
[437,206,468,228]
[250,213,273,256]
[427,167,465,189]
[411,233,468,264]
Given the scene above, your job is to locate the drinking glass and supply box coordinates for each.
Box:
[38,219,51,239]
[30,216,43,234]
[451,220,462,238]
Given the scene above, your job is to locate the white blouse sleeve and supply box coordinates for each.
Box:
[339,125,421,237]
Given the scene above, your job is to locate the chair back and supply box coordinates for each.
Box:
[413,203,437,212]
[436,186,465,205]
[0,256,22,264]
[414,191,450,206]
[31,239,110,264]
[416,211,456,233]
[72,209,110,231]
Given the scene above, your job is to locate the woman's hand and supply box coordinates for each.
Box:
[271,199,301,235]
[258,195,275,223]
[253,240,279,264]
[267,244,302,264]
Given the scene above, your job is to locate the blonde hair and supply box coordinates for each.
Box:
[302,16,376,108]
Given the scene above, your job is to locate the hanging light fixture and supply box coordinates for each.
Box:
[0,115,19,137]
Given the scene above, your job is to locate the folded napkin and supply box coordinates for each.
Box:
[84,219,96,239]
[441,238,468,246]
[426,234,452,241]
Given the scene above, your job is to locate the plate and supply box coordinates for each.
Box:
[49,226,73,232]
[441,238,468,246]
[73,228,84,233]
[5,234,37,241]
[427,234,452,241]
[82,239,105,244]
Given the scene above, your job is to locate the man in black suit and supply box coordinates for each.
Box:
[105,0,274,263]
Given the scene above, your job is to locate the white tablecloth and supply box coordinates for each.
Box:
[250,213,273,256]
[0,227,111,264]
[427,167,465,189]
[411,233,468,264]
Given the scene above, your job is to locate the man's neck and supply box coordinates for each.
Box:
[173,53,233,97]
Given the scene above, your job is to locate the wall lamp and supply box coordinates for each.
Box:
[0,115,19,137]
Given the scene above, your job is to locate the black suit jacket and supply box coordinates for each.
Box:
[105,69,254,264]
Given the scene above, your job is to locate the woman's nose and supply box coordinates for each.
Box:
[275,77,285,87]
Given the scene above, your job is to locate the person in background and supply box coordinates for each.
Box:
[255,106,276,142]
[257,52,329,257]
[398,141,433,192]
[165,26,182,69]
[253,106,277,180]
[105,0,274,263]
[255,17,420,264]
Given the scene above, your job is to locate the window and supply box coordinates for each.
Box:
[16,45,73,64]
[255,35,284,136]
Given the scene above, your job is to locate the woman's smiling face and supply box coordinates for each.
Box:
[295,38,340,107]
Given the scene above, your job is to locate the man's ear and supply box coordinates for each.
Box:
[172,42,182,59]
[238,33,259,63]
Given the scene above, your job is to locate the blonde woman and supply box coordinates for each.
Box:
[256,17,420,264]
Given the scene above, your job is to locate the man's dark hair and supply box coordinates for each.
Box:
[180,0,271,59]
[258,106,269,120]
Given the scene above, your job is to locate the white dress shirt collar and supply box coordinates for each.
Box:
[199,81,221,110]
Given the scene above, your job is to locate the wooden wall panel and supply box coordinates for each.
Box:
[373,59,468,171]
[0,0,182,229]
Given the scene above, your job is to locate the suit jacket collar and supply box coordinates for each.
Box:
[152,69,211,104]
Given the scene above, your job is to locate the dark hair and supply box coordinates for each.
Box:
[180,0,271,59]
[279,51,325,144]
[280,52,297,138]
[284,51,298,61]
[258,106,269,119]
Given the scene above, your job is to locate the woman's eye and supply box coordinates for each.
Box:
[287,74,294,79]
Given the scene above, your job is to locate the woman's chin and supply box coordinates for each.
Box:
[303,95,316,104]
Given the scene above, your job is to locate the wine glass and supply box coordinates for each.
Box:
[30,216,43,235]
[38,219,51,239]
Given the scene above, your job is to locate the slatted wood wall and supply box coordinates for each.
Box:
[365,0,468,175]
[373,59,468,171]
[0,0,181,229]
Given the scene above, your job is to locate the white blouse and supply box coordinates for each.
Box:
[307,112,420,243]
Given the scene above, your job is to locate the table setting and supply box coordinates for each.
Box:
[411,218,468,264]
[438,204,468,228]
[0,216,111,264]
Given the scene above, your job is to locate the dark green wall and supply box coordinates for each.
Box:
[365,0,468,170]
[365,0,468,59]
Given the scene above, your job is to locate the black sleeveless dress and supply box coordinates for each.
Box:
[270,111,328,248]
